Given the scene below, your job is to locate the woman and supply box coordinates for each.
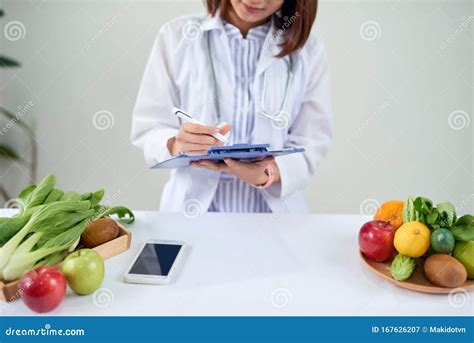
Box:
[131,0,332,213]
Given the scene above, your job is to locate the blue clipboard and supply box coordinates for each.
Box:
[152,144,305,169]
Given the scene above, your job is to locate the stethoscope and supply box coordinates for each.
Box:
[206,31,294,127]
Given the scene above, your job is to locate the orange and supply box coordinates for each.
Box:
[374,200,405,229]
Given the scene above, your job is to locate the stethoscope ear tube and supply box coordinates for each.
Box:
[206,31,294,125]
[258,55,294,123]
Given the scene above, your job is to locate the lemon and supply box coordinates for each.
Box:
[394,222,431,258]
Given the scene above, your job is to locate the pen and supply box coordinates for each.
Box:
[172,107,228,143]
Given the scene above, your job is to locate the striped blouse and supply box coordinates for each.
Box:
[208,20,272,213]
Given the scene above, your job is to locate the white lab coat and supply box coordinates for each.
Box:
[131,13,332,213]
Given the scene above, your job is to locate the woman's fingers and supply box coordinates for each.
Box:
[223,156,274,169]
[221,157,275,185]
[218,123,232,135]
[222,158,239,168]
[174,141,210,153]
[194,160,228,172]
[257,156,275,166]
[170,121,232,156]
[176,130,219,145]
[182,122,219,135]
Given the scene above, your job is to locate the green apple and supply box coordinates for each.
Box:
[453,241,474,279]
[62,249,104,295]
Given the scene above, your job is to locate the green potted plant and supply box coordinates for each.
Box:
[0,9,37,203]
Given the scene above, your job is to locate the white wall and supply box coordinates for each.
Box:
[0,0,472,213]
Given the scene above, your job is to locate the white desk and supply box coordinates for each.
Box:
[1,211,473,316]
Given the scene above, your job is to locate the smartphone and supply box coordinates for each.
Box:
[123,240,188,285]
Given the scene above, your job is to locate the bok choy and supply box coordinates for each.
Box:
[0,174,134,281]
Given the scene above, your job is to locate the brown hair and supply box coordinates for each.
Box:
[205,0,318,57]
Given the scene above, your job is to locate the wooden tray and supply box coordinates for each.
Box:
[0,222,131,302]
[360,252,474,294]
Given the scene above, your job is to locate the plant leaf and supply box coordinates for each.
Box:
[455,214,474,227]
[60,191,82,202]
[450,225,474,242]
[89,189,104,207]
[0,144,19,160]
[0,55,20,67]
[0,106,33,136]
[43,188,64,204]
[426,208,439,225]
[24,174,56,209]
[95,206,134,224]
[17,184,36,202]
[436,202,456,226]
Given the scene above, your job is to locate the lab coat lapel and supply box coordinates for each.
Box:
[201,13,235,123]
[256,21,284,77]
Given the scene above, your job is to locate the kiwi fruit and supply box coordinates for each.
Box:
[81,217,120,248]
[424,254,467,288]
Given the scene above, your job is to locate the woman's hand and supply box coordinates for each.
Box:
[193,157,280,187]
[168,122,232,156]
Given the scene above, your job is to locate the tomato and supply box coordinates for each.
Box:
[359,220,396,262]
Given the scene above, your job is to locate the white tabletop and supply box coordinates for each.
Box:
[1,211,473,316]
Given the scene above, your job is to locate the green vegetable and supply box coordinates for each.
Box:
[17,184,37,201]
[450,215,474,241]
[390,254,416,281]
[3,218,92,281]
[36,209,95,247]
[60,191,82,202]
[0,174,135,281]
[16,184,37,209]
[89,190,105,207]
[402,197,415,223]
[403,196,434,223]
[0,214,31,246]
[431,228,455,253]
[35,251,69,267]
[402,196,457,230]
[23,174,56,210]
[436,202,457,227]
[0,200,91,273]
[44,189,64,204]
[94,206,135,224]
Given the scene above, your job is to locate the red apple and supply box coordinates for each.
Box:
[359,220,396,262]
[18,266,67,313]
